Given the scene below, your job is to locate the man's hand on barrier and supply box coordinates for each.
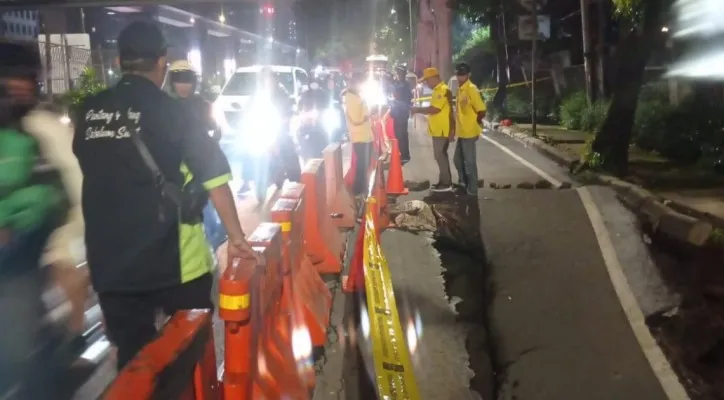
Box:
[228,237,261,264]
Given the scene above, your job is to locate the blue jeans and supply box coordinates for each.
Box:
[453,137,478,195]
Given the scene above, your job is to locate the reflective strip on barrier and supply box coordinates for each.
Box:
[362,200,420,399]
[219,293,250,311]
[280,221,292,232]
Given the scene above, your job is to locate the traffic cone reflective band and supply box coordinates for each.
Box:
[386,138,408,196]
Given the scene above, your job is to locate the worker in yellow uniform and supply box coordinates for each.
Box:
[411,67,455,192]
[342,73,374,196]
[453,63,486,196]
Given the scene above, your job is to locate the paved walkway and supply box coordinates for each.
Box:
[367,116,686,399]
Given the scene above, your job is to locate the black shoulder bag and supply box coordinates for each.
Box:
[115,97,207,224]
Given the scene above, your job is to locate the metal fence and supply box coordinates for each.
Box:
[36,39,114,96]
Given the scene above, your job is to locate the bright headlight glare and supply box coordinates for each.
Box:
[322,108,339,133]
[212,102,226,127]
[245,103,280,153]
[361,80,386,106]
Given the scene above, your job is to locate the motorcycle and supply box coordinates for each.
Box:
[225,97,290,204]
[291,102,345,161]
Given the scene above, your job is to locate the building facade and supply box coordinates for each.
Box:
[1,9,40,40]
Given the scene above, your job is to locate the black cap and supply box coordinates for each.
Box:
[0,41,40,79]
[455,62,471,75]
[118,21,167,62]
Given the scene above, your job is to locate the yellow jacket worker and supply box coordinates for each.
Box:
[410,67,455,192]
[453,62,486,196]
[342,73,373,195]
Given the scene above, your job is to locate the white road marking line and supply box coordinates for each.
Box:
[577,186,690,400]
[482,134,563,188]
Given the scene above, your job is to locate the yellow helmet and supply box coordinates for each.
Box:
[169,60,196,73]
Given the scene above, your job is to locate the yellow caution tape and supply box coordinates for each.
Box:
[413,76,552,102]
[219,293,250,311]
[362,202,420,399]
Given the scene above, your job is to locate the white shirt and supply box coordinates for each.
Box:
[22,109,86,266]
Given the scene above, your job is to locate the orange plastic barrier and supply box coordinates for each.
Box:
[219,225,309,400]
[103,310,219,400]
[323,143,356,229]
[247,224,310,399]
[386,138,409,196]
[271,194,331,352]
[218,254,255,399]
[299,159,344,274]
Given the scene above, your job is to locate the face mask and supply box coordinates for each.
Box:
[310,82,320,90]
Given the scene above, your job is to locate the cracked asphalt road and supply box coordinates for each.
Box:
[324,115,679,399]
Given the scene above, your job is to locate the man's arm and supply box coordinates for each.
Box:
[470,87,487,123]
[173,104,244,242]
[446,89,456,138]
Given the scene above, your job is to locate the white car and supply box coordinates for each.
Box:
[213,65,309,139]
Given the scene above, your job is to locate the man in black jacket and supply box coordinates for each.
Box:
[391,65,413,162]
[73,21,256,369]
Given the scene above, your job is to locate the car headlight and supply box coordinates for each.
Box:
[244,104,281,153]
[361,80,387,106]
[322,108,340,134]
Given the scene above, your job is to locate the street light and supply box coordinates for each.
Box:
[219,13,226,23]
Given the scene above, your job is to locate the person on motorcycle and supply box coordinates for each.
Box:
[259,67,300,182]
[168,60,226,249]
[0,40,73,399]
[296,78,334,160]
[167,60,219,142]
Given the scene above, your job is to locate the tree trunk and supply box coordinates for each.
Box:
[591,0,669,176]
[490,12,509,113]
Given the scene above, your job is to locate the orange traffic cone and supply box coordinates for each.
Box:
[386,138,408,196]
[342,215,366,293]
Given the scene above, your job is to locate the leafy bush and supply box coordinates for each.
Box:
[633,95,671,151]
[579,100,609,133]
[559,91,588,130]
[62,68,106,115]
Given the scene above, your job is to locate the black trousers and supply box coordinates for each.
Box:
[98,273,214,370]
[392,114,410,160]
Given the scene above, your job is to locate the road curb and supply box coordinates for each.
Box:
[495,124,718,248]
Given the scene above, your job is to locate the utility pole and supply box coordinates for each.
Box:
[580,0,594,103]
[408,0,414,62]
[531,1,538,137]
[596,0,606,98]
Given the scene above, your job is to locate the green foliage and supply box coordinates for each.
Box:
[580,100,610,133]
[632,86,724,171]
[559,92,588,130]
[632,88,671,151]
[581,136,604,170]
[62,68,105,113]
[454,26,493,62]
